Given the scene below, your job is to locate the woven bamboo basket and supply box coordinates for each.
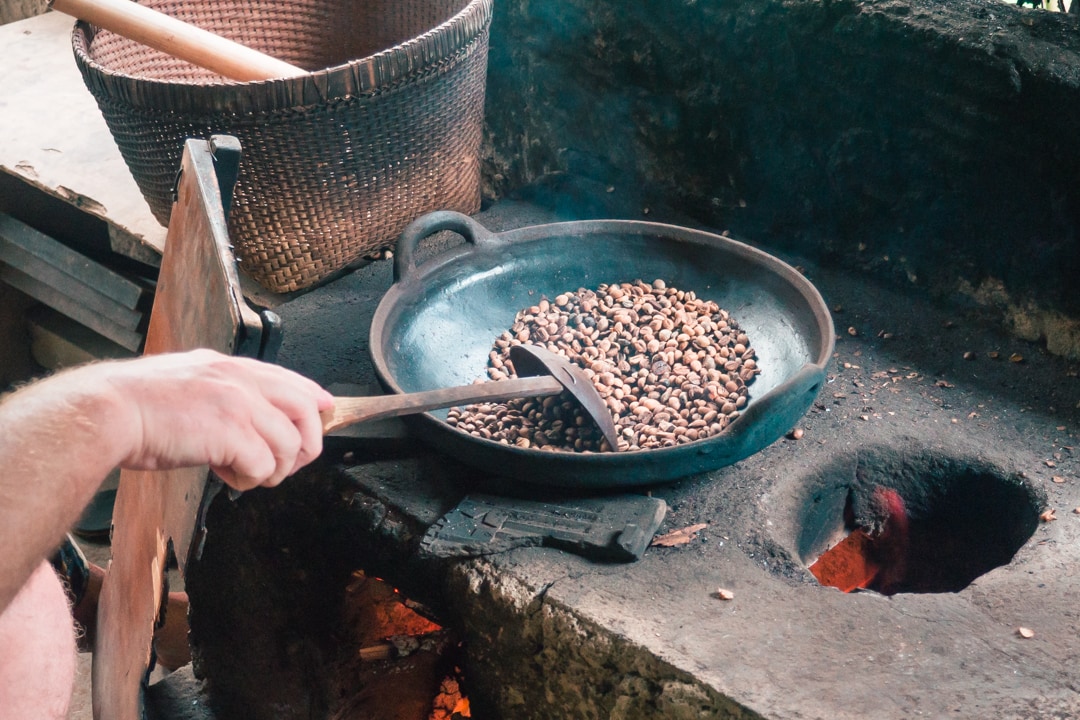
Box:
[72,0,491,293]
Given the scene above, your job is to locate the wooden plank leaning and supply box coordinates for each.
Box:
[91,135,268,720]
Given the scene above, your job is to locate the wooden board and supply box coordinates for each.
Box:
[27,305,134,370]
[0,11,166,262]
[0,247,145,329]
[92,136,264,720]
[0,212,149,309]
[0,266,145,351]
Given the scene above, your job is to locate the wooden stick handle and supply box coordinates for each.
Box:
[322,375,565,434]
[51,0,307,81]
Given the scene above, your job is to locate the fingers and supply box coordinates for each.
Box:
[286,399,326,476]
[210,376,328,491]
[230,352,334,411]
[111,350,333,491]
[216,412,301,489]
[231,362,330,482]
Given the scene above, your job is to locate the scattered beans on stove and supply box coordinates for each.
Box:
[445,279,759,452]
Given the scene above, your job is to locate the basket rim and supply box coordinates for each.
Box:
[70,0,493,113]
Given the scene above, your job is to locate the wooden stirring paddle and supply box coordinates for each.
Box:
[322,345,622,451]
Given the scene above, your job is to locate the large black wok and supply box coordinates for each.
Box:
[369,211,835,489]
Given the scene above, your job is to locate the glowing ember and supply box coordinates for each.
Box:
[430,676,471,719]
[809,487,909,595]
[334,571,471,719]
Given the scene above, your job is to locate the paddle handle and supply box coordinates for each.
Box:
[51,0,307,81]
[321,375,565,434]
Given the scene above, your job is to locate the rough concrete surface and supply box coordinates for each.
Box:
[181,195,1080,719]
[434,208,1080,720]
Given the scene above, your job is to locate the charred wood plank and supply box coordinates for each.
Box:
[0,265,144,351]
[0,212,149,309]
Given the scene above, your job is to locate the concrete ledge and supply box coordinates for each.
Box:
[180,199,1080,719]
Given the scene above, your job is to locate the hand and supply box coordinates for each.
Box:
[0,349,335,613]
[100,349,334,491]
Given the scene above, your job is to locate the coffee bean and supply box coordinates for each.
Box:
[450,280,759,452]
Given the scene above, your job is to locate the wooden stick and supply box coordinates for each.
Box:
[322,375,564,434]
[357,643,395,662]
[51,0,306,81]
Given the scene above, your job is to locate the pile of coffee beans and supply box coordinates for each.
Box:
[445,279,759,452]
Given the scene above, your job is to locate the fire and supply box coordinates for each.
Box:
[338,571,471,719]
[809,487,910,595]
[429,676,471,719]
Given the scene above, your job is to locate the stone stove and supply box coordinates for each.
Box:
[172,198,1080,720]
[171,0,1080,716]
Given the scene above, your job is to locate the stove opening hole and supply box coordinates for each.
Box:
[805,465,1040,596]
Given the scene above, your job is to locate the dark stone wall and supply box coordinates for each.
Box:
[482,0,1080,354]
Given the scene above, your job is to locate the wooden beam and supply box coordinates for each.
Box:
[0,266,144,352]
[0,213,150,309]
[92,136,263,720]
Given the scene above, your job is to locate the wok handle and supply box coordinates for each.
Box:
[322,375,563,433]
[727,363,826,442]
[393,211,497,283]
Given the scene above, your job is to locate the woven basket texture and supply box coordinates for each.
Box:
[72,0,491,293]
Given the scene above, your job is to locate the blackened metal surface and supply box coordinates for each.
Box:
[420,493,668,562]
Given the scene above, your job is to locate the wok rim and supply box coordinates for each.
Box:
[369,215,836,483]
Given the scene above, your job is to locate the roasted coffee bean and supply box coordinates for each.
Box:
[445,279,759,452]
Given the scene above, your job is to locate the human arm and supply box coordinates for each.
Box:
[0,349,334,614]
